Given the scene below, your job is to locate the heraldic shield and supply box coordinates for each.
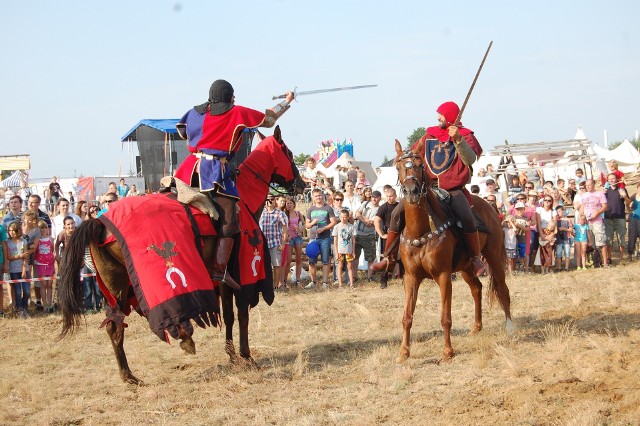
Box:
[424,138,458,176]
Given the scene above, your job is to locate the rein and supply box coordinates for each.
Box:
[240,157,296,196]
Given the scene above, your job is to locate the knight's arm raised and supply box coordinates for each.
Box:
[262,91,295,128]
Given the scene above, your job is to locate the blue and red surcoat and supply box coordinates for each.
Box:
[174,105,266,197]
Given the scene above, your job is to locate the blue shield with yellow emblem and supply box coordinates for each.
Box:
[424,139,457,176]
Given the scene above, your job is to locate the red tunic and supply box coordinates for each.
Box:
[199,106,265,154]
[174,105,266,194]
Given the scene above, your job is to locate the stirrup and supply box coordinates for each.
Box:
[470,256,485,277]
[370,257,393,273]
[212,269,241,290]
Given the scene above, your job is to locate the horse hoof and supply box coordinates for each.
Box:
[396,353,409,364]
[241,356,259,369]
[443,350,455,361]
[468,324,482,335]
[180,337,196,355]
[122,372,144,386]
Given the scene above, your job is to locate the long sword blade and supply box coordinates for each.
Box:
[272,84,377,100]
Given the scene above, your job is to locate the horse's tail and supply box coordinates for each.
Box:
[486,246,506,309]
[59,219,105,339]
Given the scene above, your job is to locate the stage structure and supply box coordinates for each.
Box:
[121,119,187,192]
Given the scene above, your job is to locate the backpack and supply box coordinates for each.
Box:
[356,201,371,232]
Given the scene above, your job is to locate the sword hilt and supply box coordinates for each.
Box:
[271,87,298,101]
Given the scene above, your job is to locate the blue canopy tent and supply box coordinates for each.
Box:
[121,119,185,191]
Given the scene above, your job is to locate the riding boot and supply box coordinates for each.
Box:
[370,231,401,273]
[463,231,486,277]
[212,237,242,290]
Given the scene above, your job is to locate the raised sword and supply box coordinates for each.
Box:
[272,84,377,100]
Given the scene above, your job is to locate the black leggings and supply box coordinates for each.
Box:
[210,194,239,238]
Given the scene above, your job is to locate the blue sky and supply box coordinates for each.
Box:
[1,1,638,178]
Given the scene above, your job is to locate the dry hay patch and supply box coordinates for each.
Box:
[1,264,640,424]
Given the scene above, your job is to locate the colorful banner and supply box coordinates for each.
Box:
[76,177,95,202]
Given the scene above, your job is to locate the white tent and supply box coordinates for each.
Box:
[372,167,399,195]
[320,153,378,188]
[332,152,355,168]
[350,160,377,186]
[592,139,640,174]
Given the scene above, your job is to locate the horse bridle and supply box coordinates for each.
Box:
[397,150,429,198]
[397,149,454,247]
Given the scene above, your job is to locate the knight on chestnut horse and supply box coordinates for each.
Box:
[371,101,486,277]
[371,101,514,361]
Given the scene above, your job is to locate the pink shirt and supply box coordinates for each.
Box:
[581,190,607,223]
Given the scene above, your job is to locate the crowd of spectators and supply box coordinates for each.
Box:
[473,160,638,273]
[0,178,139,318]
[4,159,637,317]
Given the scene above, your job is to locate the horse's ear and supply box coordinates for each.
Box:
[274,125,282,143]
[395,139,403,156]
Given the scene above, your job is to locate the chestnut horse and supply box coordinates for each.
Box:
[58,127,305,384]
[393,140,514,363]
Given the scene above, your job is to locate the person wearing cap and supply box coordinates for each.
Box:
[480,178,504,210]
[174,80,295,289]
[371,101,486,277]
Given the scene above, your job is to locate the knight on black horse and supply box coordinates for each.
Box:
[174,79,295,289]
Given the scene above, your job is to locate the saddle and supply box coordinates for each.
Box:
[430,187,490,234]
[159,176,219,220]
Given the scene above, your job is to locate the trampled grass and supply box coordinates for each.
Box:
[1,261,639,425]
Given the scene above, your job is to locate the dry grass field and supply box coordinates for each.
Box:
[1,263,640,425]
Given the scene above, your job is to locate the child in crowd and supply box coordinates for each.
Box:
[507,175,524,204]
[34,220,55,313]
[573,214,589,270]
[6,222,30,318]
[539,221,557,274]
[55,216,76,265]
[334,210,356,289]
[21,210,41,310]
[284,198,305,287]
[555,206,573,272]
[513,202,530,272]
[356,170,369,187]
[502,215,518,275]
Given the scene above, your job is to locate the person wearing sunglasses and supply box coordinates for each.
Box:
[96,193,118,218]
